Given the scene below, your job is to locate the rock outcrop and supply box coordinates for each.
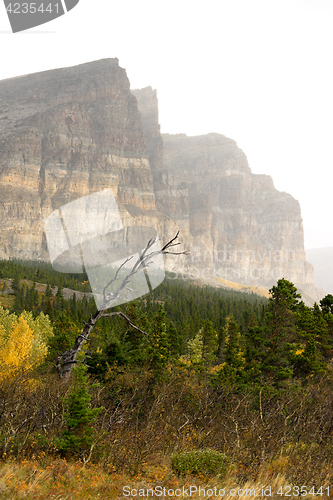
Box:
[0,60,316,297]
[132,87,315,292]
[0,59,177,263]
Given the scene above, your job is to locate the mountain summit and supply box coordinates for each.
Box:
[0,59,318,301]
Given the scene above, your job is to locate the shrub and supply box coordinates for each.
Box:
[55,359,104,463]
[170,448,229,477]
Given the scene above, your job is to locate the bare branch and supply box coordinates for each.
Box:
[102,255,133,302]
[101,232,187,310]
[101,311,148,337]
[57,232,188,378]
[161,230,180,252]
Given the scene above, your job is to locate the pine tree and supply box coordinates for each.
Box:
[122,307,150,367]
[11,277,20,293]
[32,282,39,310]
[201,319,218,363]
[319,294,333,315]
[56,285,64,299]
[292,336,323,375]
[148,305,170,374]
[224,317,243,368]
[55,285,65,311]
[312,302,333,358]
[12,284,25,314]
[45,283,53,298]
[217,324,226,357]
[44,299,54,319]
[168,320,181,357]
[319,295,333,344]
[124,301,142,350]
[263,278,301,381]
[55,358,104,462]
[217,317,245,386]
[24,285,33,310]
[291,302,326,375]
[244,325,266,382]
[70,292,77,315]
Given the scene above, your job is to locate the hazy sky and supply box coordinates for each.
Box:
[0,0,332,250]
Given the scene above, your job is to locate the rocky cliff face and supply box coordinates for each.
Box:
[0,59,177,262]
[0,60,315,296]
[132,87,315,292]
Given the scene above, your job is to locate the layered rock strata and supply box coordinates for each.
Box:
[0,59,177,263]
[0,60,315,295]
[132,87,314,290]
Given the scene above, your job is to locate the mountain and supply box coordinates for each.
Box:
[132,86,316,299]
[0,59,320,301]
[0,59,178,262]
[306,247,333,295]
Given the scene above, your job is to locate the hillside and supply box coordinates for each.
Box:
[0,260,333,495]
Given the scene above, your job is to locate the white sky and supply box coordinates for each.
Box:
[0,0,332,250]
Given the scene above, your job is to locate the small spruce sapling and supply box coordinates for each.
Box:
[55,355,104,462]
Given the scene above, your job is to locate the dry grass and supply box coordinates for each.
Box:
[0,455,331,500]
[215,277,270,298]
[1,366,333,498]
[0,458,119,499]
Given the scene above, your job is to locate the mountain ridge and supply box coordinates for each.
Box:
[0,59,320,303]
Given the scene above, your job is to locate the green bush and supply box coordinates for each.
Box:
[55,359,104,462]
[170,449,229,477]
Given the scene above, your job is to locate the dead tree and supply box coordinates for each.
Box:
[56,232,188,378]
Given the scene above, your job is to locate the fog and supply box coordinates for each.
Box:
[0,0,332,249]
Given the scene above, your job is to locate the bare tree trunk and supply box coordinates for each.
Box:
[56,309,102,378]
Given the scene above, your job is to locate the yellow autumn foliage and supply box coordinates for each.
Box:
[0,306,53,380]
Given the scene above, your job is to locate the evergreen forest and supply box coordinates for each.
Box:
[0,258,333,498]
